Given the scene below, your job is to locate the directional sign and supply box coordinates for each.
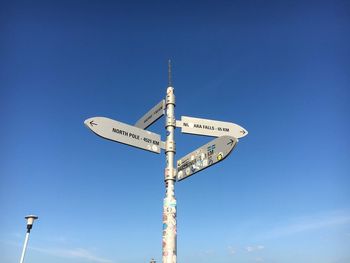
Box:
[178,116,248,138]
[135,100,165,129]
[176,136,237,181]
[84,117,161,154]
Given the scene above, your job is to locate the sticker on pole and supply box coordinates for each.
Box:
[179,116,248,138]
[135,100,165,129]
[176,136,238,181]
[84,117,161,154]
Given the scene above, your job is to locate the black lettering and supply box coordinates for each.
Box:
[203,125,214,130]
[129,133,140,139]
[144,115,152,123]
[154,105,163,114]
[112,128,129,136]
[143,138,152,143]
[178,159,197,171]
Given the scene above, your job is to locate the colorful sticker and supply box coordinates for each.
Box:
[203,159,208,167]
[217,152,223,161]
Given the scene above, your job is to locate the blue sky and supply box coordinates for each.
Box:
[1,1,349,262]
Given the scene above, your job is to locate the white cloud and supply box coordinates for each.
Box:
[245,245,265,253]
[30,246,113,263]
[246,246,254,252]
[0,241,112,263]
[228,245,236,255]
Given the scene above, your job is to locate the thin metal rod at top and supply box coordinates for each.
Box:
[168,59,172,87]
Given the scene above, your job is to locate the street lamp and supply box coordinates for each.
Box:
[19,215,38,263]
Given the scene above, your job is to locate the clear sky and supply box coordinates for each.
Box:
[1,1,349,263]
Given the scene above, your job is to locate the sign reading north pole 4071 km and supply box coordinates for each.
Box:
[179,116,248,138]
[177,136,237,181]
[84,117,161,154]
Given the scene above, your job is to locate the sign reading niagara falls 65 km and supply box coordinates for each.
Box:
[84,117,161,153]
[176,136,237,181]
[179,116,248,139]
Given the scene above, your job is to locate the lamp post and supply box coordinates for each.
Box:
[19,215,38,263]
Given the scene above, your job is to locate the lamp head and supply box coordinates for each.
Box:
[25,215,38,228]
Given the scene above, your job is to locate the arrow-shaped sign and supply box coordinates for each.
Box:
[178,116,248,139]
[176,136,238,181]
[84,117,161,154]
[135,100,165,129]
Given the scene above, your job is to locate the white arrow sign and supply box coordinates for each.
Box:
[176,136,238,181]
[135,100,165,129]
[178,116,248,138]
[84,117,161,154]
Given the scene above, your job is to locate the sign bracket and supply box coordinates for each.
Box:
[175,120,183,128]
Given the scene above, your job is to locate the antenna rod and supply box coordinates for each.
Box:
[168,59,172,87]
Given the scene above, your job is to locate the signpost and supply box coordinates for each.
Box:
[176,136,237,181]
[84,61,248,263]
[177,116,248,138]
[135,100,165,129]
[84,117,161,154]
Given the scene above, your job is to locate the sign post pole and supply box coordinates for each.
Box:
[84,61,248,263]
[162,61,177,263]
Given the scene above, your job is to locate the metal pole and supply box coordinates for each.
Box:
[19,230,30,263]
[162,61,177,263]
[20,215,38,263]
